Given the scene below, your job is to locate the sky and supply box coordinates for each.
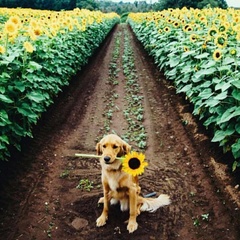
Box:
[226,0,240,7]
[110,0,240,8]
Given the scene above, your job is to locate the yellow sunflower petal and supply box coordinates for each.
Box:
[122,151,148,176]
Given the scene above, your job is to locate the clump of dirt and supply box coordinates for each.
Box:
[0,24,239,240]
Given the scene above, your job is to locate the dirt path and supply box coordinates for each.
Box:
[0,24,239,240]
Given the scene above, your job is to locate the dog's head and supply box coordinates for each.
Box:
[96,134,131,166]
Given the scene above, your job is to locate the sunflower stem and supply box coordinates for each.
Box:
[74,153,122,160]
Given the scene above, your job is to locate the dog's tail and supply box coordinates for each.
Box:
[139,194,171,213]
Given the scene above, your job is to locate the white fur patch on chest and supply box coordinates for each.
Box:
[108,176,119,191]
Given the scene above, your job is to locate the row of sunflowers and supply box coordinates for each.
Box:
[128,7,240,170]
[0,7,119,161]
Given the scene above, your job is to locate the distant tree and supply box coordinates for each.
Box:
[153,0,228,10]
[77,0,99,10]
[0,0,77,10]
[0,0,16,8]
[197,0,228,8]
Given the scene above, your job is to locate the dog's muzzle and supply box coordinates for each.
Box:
[104,156,111,164]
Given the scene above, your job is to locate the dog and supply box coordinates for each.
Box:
[95,134,171,233]
[96,134,171,233]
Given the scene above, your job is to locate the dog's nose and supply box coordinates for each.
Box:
[104,156,111,162]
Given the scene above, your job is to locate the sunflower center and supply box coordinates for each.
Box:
[128,158,141,170]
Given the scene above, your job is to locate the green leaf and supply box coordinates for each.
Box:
[212,127,235,142]
[169,57,180,68]
[194,52,209,59]
[199,80,212,88]
[27,61,42,73]
[215,81,231,92]
[218,106,240,124]
[0,110,11,126]
[166,68,177,77]
[27,91,45,103]
[195,68,216,79]
[213,91,228,100]
[181,50,196,58]
[14,81,26,92]
[222,57,235,65]
[212,130,225,142]
[17,103,38,121]
[232,139,240,159]
[231,80,240,89]
[204,115,217,126]
[232,160,240,171]
[1,54,16,64]
[205,98,219,107]
[217,65,231,72]
[202,60,216,69]
[235,122,240,134]
[0,94,14,104]
[10,122,26,137]
[199,88,213,99]
[0,86,5,94]
[0,135,9,145]
[0,72,11,84]
[232,89,240,101]
[179,84,192,93]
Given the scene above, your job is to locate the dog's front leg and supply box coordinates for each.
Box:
[96,181,109,227]
[127,186,138,233]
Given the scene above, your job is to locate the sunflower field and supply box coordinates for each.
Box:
[128,7,240,170]
[0,7,119,161]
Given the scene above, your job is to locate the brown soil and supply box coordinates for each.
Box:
[0,24,239,240]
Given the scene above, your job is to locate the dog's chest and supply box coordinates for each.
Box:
[108,177,119,191]
[105,171,122,191]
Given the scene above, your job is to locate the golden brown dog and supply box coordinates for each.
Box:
[96,134,171,233]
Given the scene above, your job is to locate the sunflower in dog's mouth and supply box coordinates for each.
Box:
[121,151,148,176]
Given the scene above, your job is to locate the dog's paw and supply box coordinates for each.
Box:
[110,198,118,205]
[98,197,104,204]
[96,215,107,227]
[127,220,138,233]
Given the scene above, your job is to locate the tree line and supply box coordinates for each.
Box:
[0,0,229,14]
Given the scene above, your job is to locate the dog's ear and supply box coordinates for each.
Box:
[118,140,131,156]
[96,142,102,155]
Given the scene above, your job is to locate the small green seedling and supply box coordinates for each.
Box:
[76,179,94,191]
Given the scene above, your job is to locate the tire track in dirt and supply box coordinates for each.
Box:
[0,24,239,240]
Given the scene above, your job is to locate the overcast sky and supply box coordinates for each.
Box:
[110,0,240,8]
[226,0,240,7]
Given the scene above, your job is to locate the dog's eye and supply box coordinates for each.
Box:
[113,145,118,149]
[103,145,106,148]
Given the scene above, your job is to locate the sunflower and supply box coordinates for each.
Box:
[199,16,206,22]
[0,45,5,54]
[183,46,189,52]
[4,20,18,36]
[219,25,226,33]
[208,27,218,37]
[33,27,42,37]
[214,35,227,48]
[183,24,193,32]
[121,151,148,177]
[9,16,21,28]
[190,34,198,43]
[173,21,180,28]
[229,48,237,56]
[236,33,240,41]
[23,41,34,53]
[164,26,170,32]
[213,49,222,61]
